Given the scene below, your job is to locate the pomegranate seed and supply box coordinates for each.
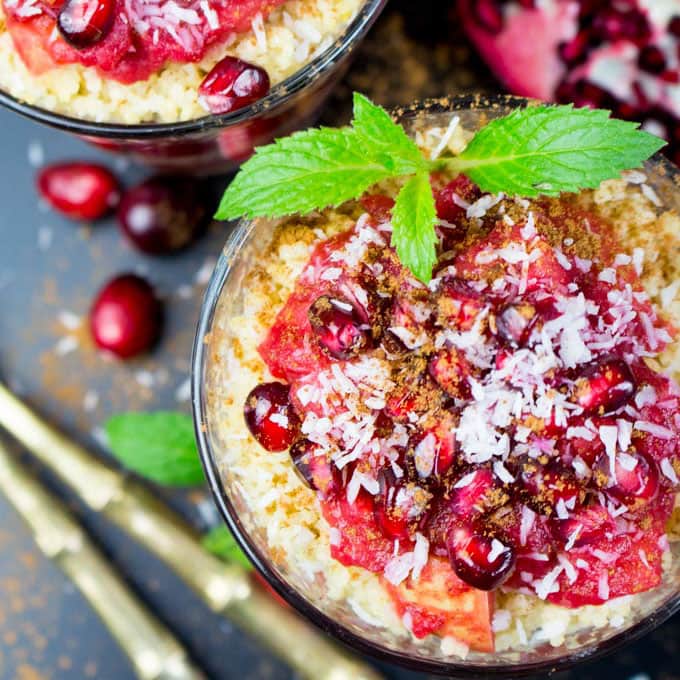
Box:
[289,439,335,493]
[410,412,458,479]
[520,461,584,516]
[573,358,635,415]
[37,162,120,220]
[493,302,536,347]
[435,176,480,223]
[447,524,515,591]
[638,45,666,74]
[436,280,483,331]
[558,31,591,65]
[308,295,370,360]
[375,476,429,540]
[117,176,208,254]
[593,7,650,44]
[594,450,659,504]
[57,0,115,48]
[198,56,270,115]
[243,382,300,452]
[669,16,680,38]
[428,347,471,398]
[450,468,509,520]
[89,274,162,358]
[471,0,504,34]
[550,504,615,549]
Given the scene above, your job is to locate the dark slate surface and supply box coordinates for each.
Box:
[0,2,678,679]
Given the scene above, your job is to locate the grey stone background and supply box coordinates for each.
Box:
[0,1,677,678]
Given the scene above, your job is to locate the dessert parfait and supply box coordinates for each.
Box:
[0,0,382,170]
[197,98,680,667]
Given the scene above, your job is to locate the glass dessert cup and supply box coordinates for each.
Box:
[0,0,385,175]
[192,95,680,675]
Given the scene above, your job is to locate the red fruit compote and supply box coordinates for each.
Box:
[199,100,680,668]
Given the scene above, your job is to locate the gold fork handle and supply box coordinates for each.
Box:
[0,439,205,680]
[0,383,383,680]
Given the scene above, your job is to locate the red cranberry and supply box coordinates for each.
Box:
[638,45,666,74]
[550,504,614,548]
[450,468,508,520]
[57,0,115,48]
[308,295,370,360]
[289,439,335,493]
[573,358,636,415]
[89,274,162,359]
[447,524,516,591]
[244,382,301,452]
[520,461,584,516]
[198,56,271,115]
[37,162,120,220]
[428,347,471,398]
[594,450,659,504]
[471,0,504,34]
[494,302,536,347]
[117,176,208,254]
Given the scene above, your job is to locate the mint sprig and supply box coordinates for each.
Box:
[217,94,665,283]
[105,411,205,486]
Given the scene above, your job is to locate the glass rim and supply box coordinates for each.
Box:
[191,94,680,675]
[0,0,386,139]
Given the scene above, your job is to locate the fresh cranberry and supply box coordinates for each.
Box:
[494,302,536,347]
[244,382,301,452]
[638,45,666,74]
[594,450,659,504]
[428,347,471,398]
[550,504,614,548]
[308,295,370,360]
[289,439,335,493]
[520,461,584,516]
[57,0,115,48]
[573,358,636,415]
[450,468,509,520]
[447,524,516,591]
[37,162,120,220]
[89,274,162,358]
[198,56,271,115]
[117,176,208,254]
[471,0,504,34]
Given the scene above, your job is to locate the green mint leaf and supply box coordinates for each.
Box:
[449,104,666,197]
[202,526,253,570]
[352,93,427,175]
[216,127,402,220]
[391,173,437,285]
[105,412,204,487]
